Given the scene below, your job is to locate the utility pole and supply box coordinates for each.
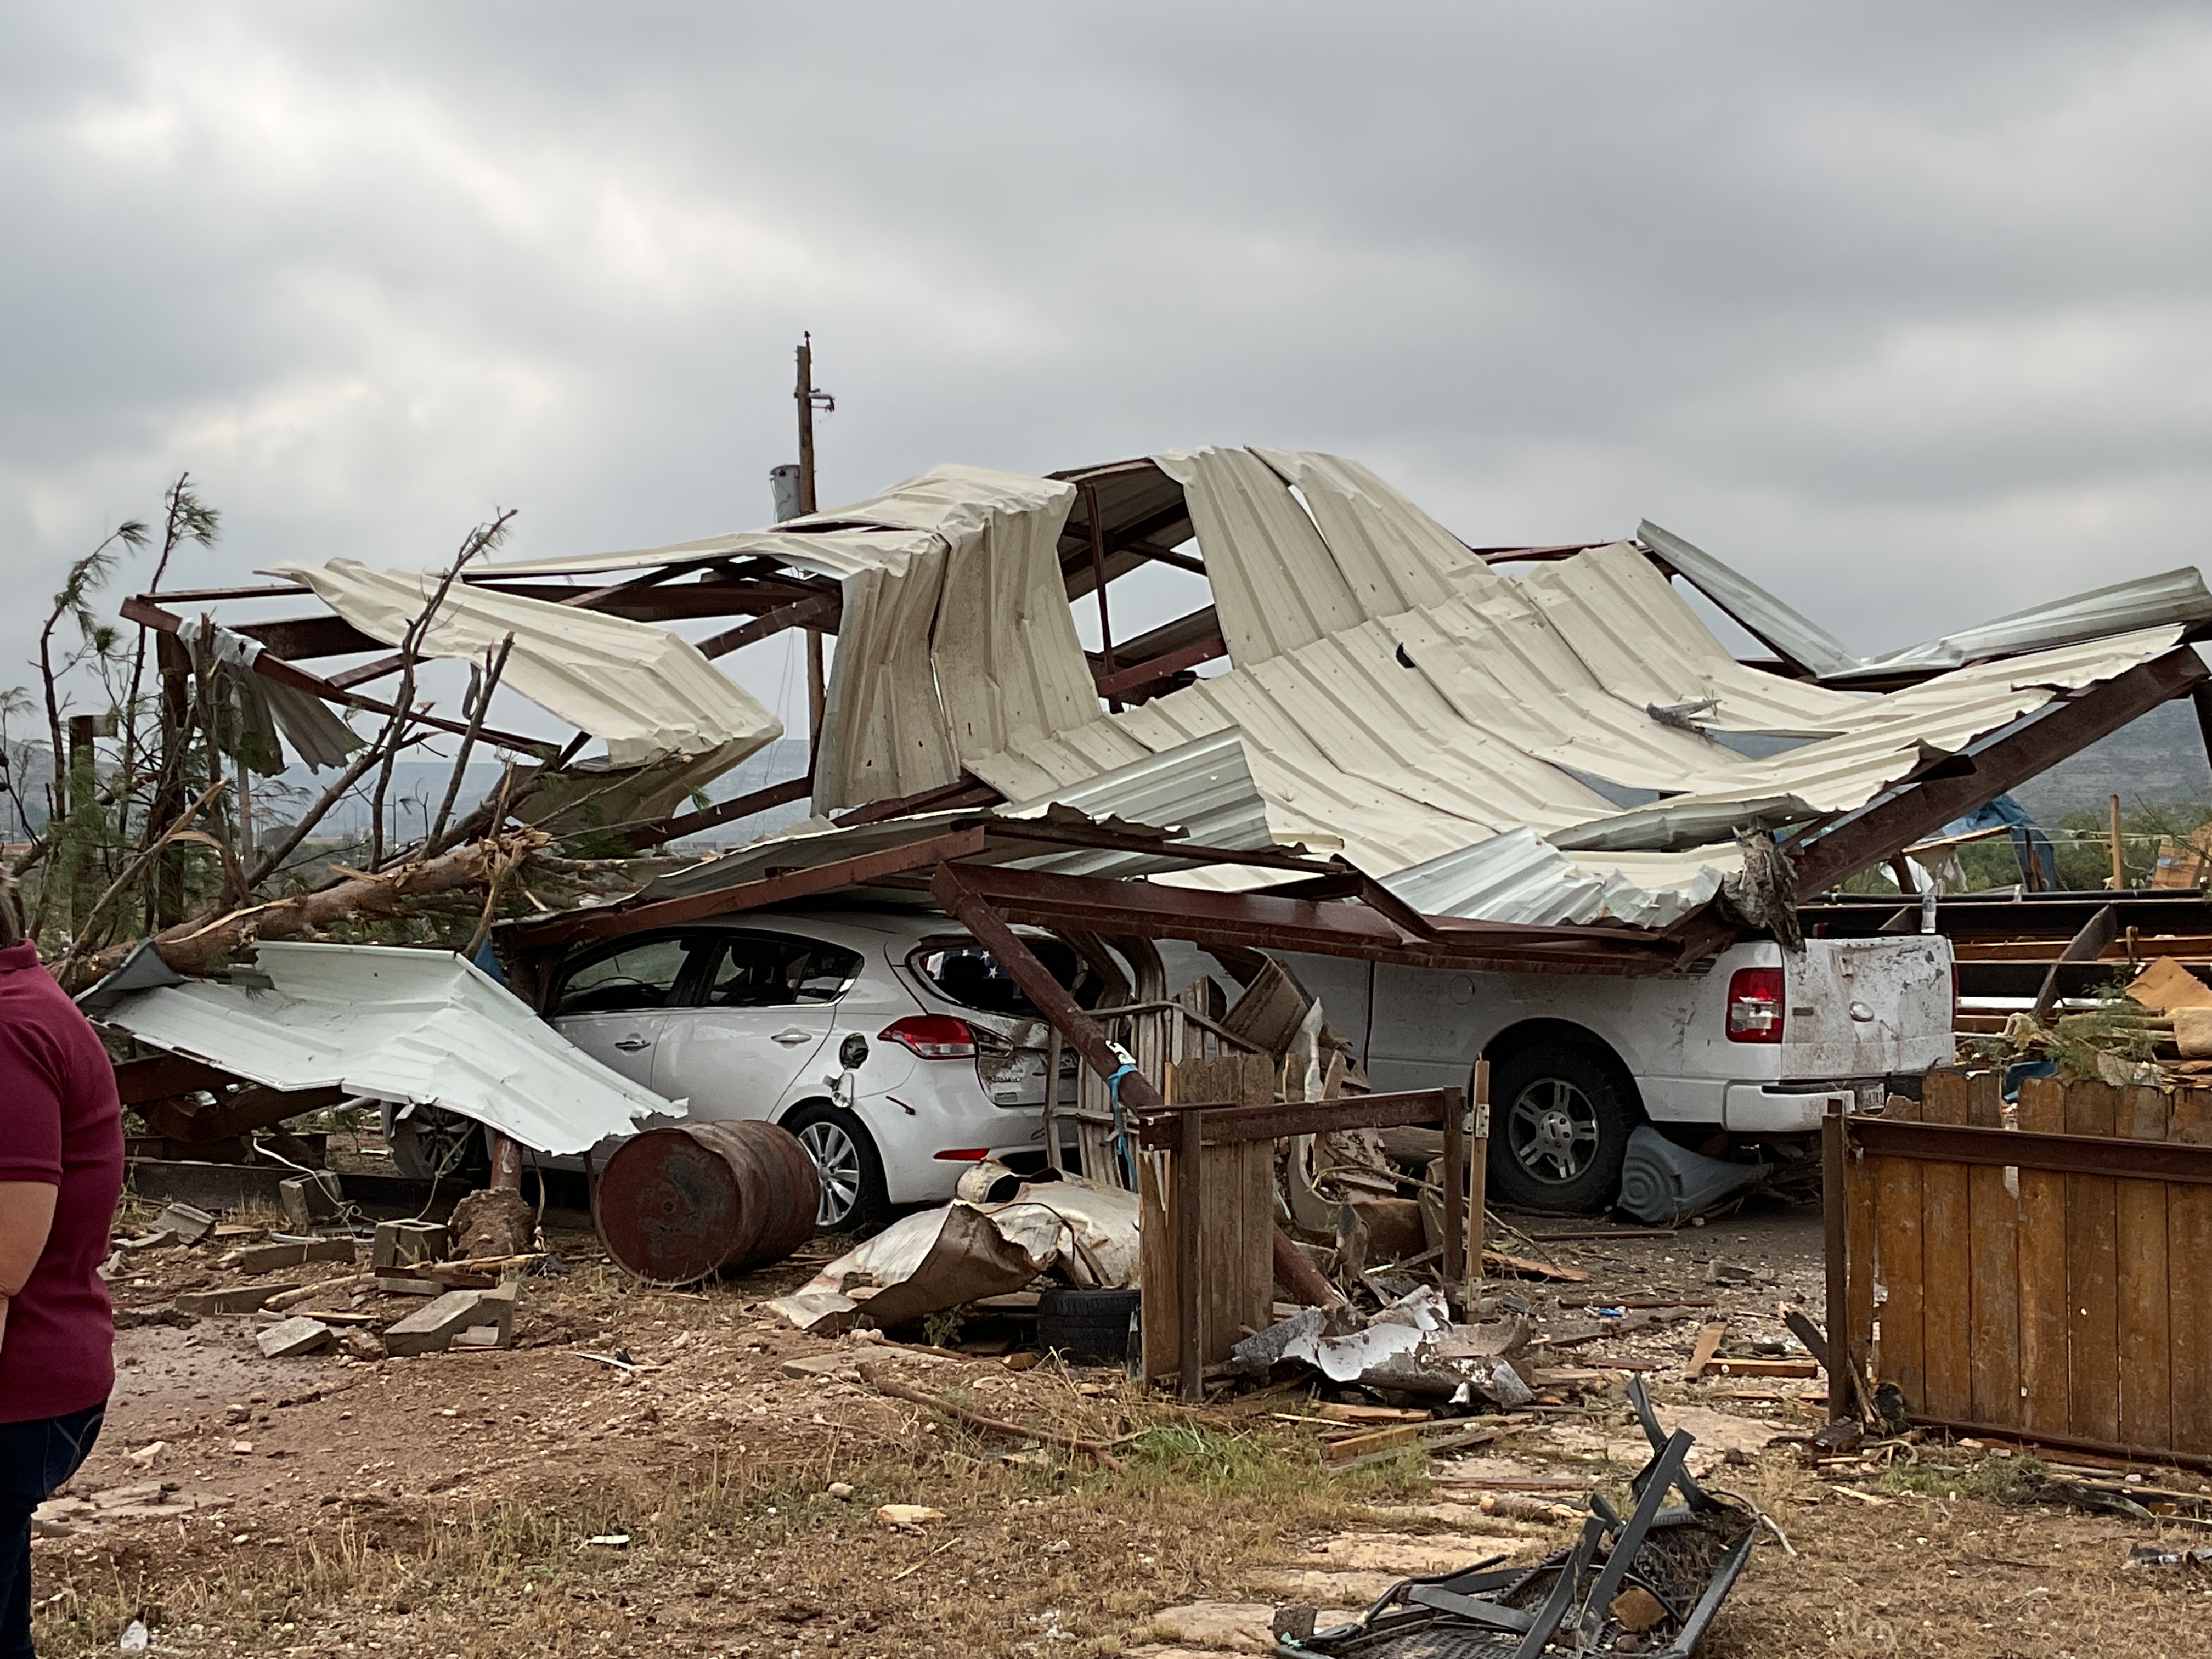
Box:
[794,335,834,744]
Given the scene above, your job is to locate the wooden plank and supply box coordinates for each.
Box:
[2170,1089,2212,1454]
[1917,1068,1974,1423]
[2064,1078,2122,1443]
[1322,1423,1425,1462]
[1138,1154,1175,1386]
[1846,1118,1877,1393]
[1873,1092,1926,1410]
[1468,1059,1490,1288]
[1709,1358,1820,1379]
[1686,1321,1728,1381]
[1965,1068,2022,1428]
[1176,1105,1205,1402]
[2016,1075,2071,1437]
[2115,1084,2171,1453]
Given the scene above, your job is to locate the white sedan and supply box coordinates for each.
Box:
[386,907,1098,1231]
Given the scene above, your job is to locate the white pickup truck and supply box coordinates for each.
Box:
[1249,934,1956,1213]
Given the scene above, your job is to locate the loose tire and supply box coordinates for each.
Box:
[1036,1285,1141,1368]
[781,1103,890,1233]
[1487,1042,1637,1215]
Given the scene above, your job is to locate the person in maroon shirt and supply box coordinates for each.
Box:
[0,897,123,1658]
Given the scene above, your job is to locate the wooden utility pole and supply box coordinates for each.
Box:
[795,336,831,744]
[2109,793,2126,890]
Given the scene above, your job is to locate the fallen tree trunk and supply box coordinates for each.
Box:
[87,828,550,980]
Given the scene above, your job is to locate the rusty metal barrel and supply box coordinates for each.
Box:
[594,1120,819,1285]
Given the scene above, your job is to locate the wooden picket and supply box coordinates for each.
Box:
[1843,1069,2212,1459]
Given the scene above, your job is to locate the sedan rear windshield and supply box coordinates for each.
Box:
[909,938,1104,1016]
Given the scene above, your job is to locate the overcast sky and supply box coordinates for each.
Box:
[6,2,2211,737]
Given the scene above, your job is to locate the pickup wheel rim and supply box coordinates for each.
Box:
[798,1120,864,1227]
[1507,1079,1600,1185]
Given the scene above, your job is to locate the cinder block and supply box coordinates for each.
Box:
[371,1220,449,1271]
[383,1290,488,1357]
[452,1282,518,1350]
[225,1238,357,1274]
[279,1173,342,1230]
[256,1316,336,1358]
[174,1284,300,1316]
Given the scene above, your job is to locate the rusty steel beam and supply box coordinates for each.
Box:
[979,818,1334,874]
[508,825,991,948]
[112,1052,242,1107]
[930,862,1681,975]
[121,595,552,753]
[620,772,815,850]
[696,591,843,660]
[1792,646,2211,894]
[830,774,1004,827]
[1092,634,1229,699]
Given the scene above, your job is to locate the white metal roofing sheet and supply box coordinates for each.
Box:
[268,558,780,774]
[96,943,674,1155]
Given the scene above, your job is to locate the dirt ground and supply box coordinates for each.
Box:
[26,1188,2212,1659]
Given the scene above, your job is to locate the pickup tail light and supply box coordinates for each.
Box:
[1726,967,1785,1044]
[880,1014,978,1059]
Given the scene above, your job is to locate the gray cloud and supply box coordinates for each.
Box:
[5,0,2211,740]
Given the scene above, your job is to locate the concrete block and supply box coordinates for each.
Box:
[451,1282,517,1350]
[174,1284,300,1316]
[375,1276,445,1295]
[224,1238,357,1274]
[151,1203,217,1244]
[256,1317,336,1358]
[371,1219,449,1271]
[383,1290,489,1357]
[279,1173,342,1230]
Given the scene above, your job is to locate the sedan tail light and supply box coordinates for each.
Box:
[1726,967,1785,1043]
[880,1014,978,1059]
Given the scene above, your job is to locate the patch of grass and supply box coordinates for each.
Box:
[1874,1450,2046,1503]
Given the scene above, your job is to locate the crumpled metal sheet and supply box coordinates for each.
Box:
[89,941,674,1156]
[268,558,780,775]
[770,1175,1140,1335]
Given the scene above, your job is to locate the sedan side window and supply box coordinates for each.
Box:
[551,936,692,1017]
[703,934,865,1007]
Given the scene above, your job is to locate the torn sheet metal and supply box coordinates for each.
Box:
[1644,518,2212,684]
[620,729,1288,909]
[501,446,2202,930]
[1230,1291,1537,1407]
[267,558,780,776]
[771,1175,1138,1335]
[89,941,673,1156]
[176,618,365,773]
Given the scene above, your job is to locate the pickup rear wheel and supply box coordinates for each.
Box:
[782,1103,889,1234]
[1488,1043,1635,1215]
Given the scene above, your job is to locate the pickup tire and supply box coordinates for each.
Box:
[1488,1042,1636,1215]
[782,1103,889,1233]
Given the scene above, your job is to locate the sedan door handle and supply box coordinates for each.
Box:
[612,1037,652,1052]
[770,1029,814,1045]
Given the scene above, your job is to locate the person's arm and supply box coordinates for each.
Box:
[0,1181,60,1354]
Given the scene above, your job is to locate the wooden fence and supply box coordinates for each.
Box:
[1831,1067,2212,1461]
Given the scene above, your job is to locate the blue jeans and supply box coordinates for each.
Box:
[0,1404,105,1658]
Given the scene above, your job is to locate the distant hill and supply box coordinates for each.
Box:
[2008,699,2212,820]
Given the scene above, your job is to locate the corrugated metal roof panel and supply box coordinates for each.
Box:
[96,944,673,1155]
[267,558,779,774]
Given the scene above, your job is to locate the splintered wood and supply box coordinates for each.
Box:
[1844,1066,2212,1458]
